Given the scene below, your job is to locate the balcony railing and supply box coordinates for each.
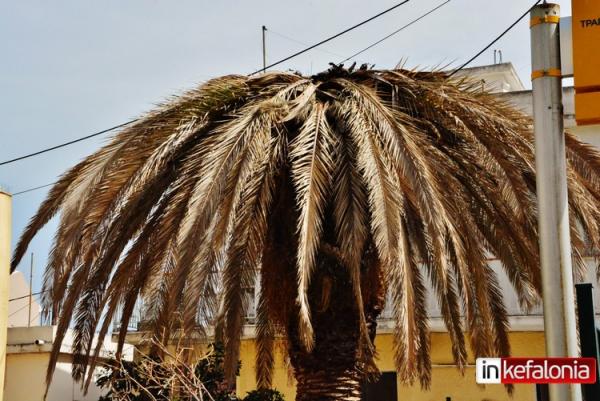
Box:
[113,258,600,334]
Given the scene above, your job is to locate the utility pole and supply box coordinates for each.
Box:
[262,25,267,73]
[28,252,33,327]
[530,4,581,401]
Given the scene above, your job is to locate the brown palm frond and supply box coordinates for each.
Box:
[290,99,337,351]
[392,217,429,385]
[221,103,286,379]
[13,67,600,393]
[330,115,372,361]
[256,276,276,390]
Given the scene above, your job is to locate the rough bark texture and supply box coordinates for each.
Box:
[295,368,362,401]
[266,176,387,401]
[287,247,385,401]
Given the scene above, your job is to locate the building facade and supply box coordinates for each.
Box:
[5,326,133,401]
[1,193,132,401]
[0,191,12,401]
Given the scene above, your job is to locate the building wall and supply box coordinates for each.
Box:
[4,326,131,401]
[451,63,526,93]
[237,339,295,400]
[570,124,600,149]
[8,271,41,328]
[4,353,106,401]
[0,192,12,401]
[236,331,546,401]
[4,352,51,401]
[500,87,577,128]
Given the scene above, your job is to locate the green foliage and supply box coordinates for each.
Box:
[194,343,239,401]
[242,389,285,401]
[96,358,165,401]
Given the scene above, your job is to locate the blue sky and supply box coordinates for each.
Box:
[0,0,573,294]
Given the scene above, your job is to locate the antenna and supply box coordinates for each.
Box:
[262,25,267,73]
[28,252,33,327]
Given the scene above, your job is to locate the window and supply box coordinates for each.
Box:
[361,371,397,401]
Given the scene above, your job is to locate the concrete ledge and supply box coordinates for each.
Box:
[117,315,549,346]
[7,325,56,346]
[7,325,131,359]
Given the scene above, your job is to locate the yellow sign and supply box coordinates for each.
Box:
[573,0,600,125]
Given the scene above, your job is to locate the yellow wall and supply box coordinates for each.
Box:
[0,192,12,401]
[238,339,297,401]
[4,352,106,401]
[4,353,51,401]
[237,331,546,401]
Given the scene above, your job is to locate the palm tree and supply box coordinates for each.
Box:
[12,65,600,401]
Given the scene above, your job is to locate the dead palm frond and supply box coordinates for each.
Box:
[12,66,600,391]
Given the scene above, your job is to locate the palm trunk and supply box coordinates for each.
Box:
[295,367,362,401]
[290,312,363,401]
[267,179,385,401]
[287,249,384,401]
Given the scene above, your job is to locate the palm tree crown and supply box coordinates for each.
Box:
[12,65,600,394]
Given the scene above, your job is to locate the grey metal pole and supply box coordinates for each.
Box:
[530,4,581,401]
[262,25,267,73]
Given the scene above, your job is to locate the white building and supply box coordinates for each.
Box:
[8,271,41,328]
[4,273,133,401]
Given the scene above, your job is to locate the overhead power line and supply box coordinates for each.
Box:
[12,182,56,196]
[448,0,542,77]
[0,119,137,166]
[6,0,535,198]
[340,0,452,64]
[2,3,413,169]
[9,290,47,302]
[267,0,449,68]
[266,28,346,59]
[8,295,42,318]
[249,0,412,74]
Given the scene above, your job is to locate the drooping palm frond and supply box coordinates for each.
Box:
[13,66,600,391]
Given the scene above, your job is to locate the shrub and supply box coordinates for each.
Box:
[97,342,239,401]
[242,389,285,401]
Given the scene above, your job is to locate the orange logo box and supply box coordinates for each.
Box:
[573,0,600,125]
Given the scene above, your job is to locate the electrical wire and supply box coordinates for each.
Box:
[267,1,450,69]
[340,0,452,64]
[249,0,412,74]
[266,28,346,59]
[6,0,538,197]
[12,182,56,196]
[2,1,414,196]
[2,3,414,168]
[9,290,47,302]
[0,119,137,166]
[447,0,542,78]
[8,295,41,318]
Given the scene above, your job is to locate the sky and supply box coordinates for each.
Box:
[0,0,574,295]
